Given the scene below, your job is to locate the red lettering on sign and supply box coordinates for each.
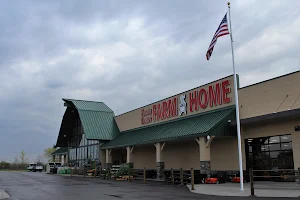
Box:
[141,109,144,124]
[152,98,178,122]
[162,101,167,119]
[144,79,232,125]
[189,91,198,112]
[168,98,177,117]
[157,103,162,121]
[198,88,208,109]
[222,80,231,104]
[209,83,222,107]
[152,105,157,122]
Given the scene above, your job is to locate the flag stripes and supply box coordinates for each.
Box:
[206,13,230,60]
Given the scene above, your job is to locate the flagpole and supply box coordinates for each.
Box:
[227,2,244,191]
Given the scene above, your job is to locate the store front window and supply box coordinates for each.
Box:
[245,134,294,171]
[68,115,99,168]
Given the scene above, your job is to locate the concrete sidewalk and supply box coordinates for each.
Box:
[187,182,300,198]
[0,189,10,199]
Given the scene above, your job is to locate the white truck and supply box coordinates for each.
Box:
[46,162,61,174]
[27,163,44,172]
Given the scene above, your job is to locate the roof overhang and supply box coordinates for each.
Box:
[101,106,237,149]
[231,108,300,126]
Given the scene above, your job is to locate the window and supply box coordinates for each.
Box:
[269,143,280,151]
[67,116,102,167]
[281,135,291,142]
[281,142,292,150]
[245,134,294,170]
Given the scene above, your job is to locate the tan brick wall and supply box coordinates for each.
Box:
[239,71,300,119]
[163,140,200,170]
[132,145,156,169]
[211,137,240,171]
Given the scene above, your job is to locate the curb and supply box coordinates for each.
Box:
[0,189,10,199]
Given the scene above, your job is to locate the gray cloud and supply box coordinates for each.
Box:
[0,0,300,161]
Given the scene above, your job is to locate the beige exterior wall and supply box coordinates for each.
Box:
[116,75,235,132]
[239,71,300,119]
[242,118,300,169]
[164,140,200,170]
[132,145,156,169]
[211,137,241,171]
[99,149,106,165]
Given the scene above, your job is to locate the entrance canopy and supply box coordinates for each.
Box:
[101,106,236,149]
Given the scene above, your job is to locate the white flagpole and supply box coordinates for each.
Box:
[227,2,244,191]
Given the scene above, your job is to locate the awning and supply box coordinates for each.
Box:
[231,107,300,126]
[101,106,236,149]
[52,147,68,155]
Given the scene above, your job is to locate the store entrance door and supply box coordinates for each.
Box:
[245,134,294,181]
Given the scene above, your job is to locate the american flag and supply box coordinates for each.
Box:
[206,13,230,60]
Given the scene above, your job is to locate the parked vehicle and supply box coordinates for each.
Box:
[27,163,43,172]
[46,162,61,174]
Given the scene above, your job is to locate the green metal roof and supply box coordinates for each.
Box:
[63,99,120,140]
[52,147,68,155]
[77,110,120,140]
[55,99,120,147]
[63,99,113,112]
[101,106,236,149]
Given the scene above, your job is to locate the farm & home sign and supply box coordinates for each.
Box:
[141,76,235,125]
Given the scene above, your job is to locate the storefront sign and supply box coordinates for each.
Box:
[141,79,232,125]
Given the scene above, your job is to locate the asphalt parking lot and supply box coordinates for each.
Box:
[0,171,296,200]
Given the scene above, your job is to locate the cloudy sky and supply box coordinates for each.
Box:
[0,0,299,162]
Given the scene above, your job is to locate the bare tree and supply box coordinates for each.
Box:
[19,150,28,170]
[36,154,45,165]
[14,156,19,164]
[43,147,56,162]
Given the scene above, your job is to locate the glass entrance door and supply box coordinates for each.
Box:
[245,134,294,181]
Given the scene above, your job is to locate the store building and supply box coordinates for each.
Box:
[52,147,68,165]
[55,70,300,179]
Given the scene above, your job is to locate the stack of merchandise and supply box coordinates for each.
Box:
[57,167,71,174]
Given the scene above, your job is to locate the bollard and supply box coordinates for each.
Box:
[100,167,102,179]
[171,168,174,186]
[297,168,300,184]
[191,168,195,190]
[180,168,183,187]
[143,167,146,184]
[128,167,132,182]
[250,168,254,196]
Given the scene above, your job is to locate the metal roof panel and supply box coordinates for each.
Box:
[101,106,236,149]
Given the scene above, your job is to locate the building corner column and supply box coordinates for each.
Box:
[155,142,165,180]
[126,146,134,168]
[105,149,112,169]
[196,137,212,174]
[65,154,68,166]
